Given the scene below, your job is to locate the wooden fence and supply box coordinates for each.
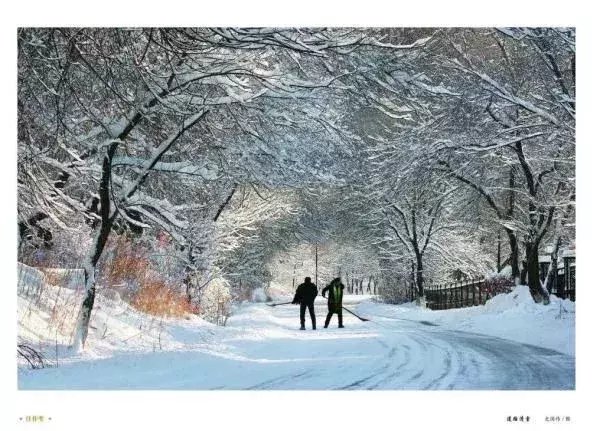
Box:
[17,262,85,297]
[423,278,513,310]
[541,256,576,302]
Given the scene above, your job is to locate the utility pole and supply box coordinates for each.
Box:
[292,262,301,291]
[315,244,318,288]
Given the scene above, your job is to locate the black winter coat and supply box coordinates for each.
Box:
[293,282,318,304]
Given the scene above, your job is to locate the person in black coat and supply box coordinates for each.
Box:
[321,277,345,328]
[292,276,318,330]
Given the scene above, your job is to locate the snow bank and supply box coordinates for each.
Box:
[18,263,85,297]
[17,263,220,368]
[17,262,45,297]
[357,286,575,356]
[19,286,574,390]
[18,262,573,390]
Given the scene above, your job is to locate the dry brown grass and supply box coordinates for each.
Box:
[103,239,192,317]
[103,239,150,286]
[40,270,63,287]
[132,278,193,318]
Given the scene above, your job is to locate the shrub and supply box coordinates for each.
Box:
[132,278,193,318]
[199,277,232,325]
[482,275,514,296]
[17,343,46,369]
[103,238,150,287]
[251,288,268,303]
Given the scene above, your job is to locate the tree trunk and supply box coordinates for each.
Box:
[520,261,528,285]
[185,275,193,304]
[73,219,113,350]
[507,167,519,281]
[415,254,425,307]
[526,241,549,304]
[507,229,520,282]
[545,238,561,298]
[72,146,117,350]
[496,232,501,272]
[184,246,196,304]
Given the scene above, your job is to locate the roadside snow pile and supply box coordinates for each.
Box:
[483,284,547,312]
[17,263,220,368]
[357,285,575,356]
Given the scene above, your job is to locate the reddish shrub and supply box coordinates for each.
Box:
[103,238,149,286]
[132,279,193,318]
[482,276,514,296]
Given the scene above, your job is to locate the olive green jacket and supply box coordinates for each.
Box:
[322,280,344,312]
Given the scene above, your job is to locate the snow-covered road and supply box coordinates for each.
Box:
[19,296,574,390]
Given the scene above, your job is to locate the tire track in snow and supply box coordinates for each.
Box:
[246,370,313,389]
[336,339,394,389]
[350,310,573,390]
[20,299,573,390]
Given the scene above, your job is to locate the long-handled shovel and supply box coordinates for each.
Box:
[342,306,370,322]
[267,301,294,307]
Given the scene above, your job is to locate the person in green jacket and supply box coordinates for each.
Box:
[322,277,345,328]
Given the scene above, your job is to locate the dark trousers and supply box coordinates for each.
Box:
[300,302,316,329]
[324,309,343,328]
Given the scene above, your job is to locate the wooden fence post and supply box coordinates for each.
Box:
[468,277,472,306]
[444,284,448,309]
[422,277,490,310]
[456,282,459,308]
[467,279,471,306]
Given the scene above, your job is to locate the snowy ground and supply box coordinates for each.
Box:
[18,285,575,390]
[357,285,576,357]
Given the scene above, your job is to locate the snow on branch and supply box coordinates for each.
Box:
[112,157,219,179]
[450,57,560,126]
[119,109,209,202]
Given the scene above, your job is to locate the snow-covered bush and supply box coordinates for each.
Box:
[251,288,268,303]
[199,277,232,326]
[378,274,414,304]
[19,222,93,268]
